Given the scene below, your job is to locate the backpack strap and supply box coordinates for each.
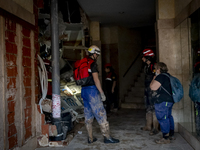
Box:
[160,73,172,97]
[162,73,170,78]
[161,86,172,97]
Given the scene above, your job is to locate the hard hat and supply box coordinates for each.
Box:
[105,63,112,68]
[143,49,154,57]
[88,45,100,55]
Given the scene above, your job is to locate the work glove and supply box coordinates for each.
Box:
[100,93,106,102]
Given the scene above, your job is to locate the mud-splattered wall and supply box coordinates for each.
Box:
[0,0,41,149]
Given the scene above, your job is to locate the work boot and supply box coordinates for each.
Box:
[141,112,153,131]
[100,122,120,144]
[149,112,159,135]
[169,130,176,140]
[85,123,97,144]
[155,138,170,144]
[156,133,170,144]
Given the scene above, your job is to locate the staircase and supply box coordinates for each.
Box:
[121,72,145,109]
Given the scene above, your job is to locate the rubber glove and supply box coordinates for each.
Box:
[100,93,106,101]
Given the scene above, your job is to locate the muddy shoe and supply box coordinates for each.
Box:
[169,136,176,140]
[104,137,120,143]
[149,129,159,136]
[88,137,97,144]
[141,126,151,131]
[155,138,170,144]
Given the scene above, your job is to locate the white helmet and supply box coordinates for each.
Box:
[88,45,100,55]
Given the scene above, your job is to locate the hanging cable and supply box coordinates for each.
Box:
[37,54,48,114]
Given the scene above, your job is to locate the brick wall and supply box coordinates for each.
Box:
[1,0,42,149]
[5,19,18,150]
[22,27,33,141]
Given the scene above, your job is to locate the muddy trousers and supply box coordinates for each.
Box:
[155,102,174,137]
[142,87,159,132]
[81,85,110,142]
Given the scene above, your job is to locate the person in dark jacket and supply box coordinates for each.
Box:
[141,49,159,136]
[150,62,175,144]
[104,63,118,114]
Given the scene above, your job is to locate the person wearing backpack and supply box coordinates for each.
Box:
[150,62,175,144]
[79,45,119,144]
[141,49,159,136]
[189,49,200,136]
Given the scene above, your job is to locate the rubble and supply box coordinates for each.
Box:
[41,99,52,113]
[49,141,63,147]
[49,125,57,137]
[38,135,49,147]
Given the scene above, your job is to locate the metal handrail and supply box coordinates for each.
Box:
[123,50,143,78]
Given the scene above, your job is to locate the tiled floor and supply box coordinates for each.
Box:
[36,109,194,150]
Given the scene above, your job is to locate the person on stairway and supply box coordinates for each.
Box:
[141,48,159,136]
[104,63,118,114]
[150,62,175,144]
[81,45,120,144]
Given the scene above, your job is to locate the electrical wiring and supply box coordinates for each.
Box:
[37,54,48,114]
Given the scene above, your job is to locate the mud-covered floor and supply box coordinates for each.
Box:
[37,109,194,150]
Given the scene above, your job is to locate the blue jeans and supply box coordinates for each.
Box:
[81,85,107,125]
[195,102,200,135]
[155,102,174,134]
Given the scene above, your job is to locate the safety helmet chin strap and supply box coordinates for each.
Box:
[92,53,97,62]
[89,53,97,61]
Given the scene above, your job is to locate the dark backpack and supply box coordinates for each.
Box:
[161,73,184,103]
[189,74,200,102]
[73,57,94,86]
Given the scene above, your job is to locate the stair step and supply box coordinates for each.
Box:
[138,73,145,78]
[125,97,144,103]
[136,78,145,83]
[127,91,144,97]
[134,82,145,87]
[131,87,144,92]
[121,102,145,109]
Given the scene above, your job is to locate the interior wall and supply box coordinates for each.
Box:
[157,0,175,19]
[157,18,193,131]
[0,1,40,149]
[101,26,142,103]
[175,0,192,16]
[13,0,33,13]
[118,27,142,102]
[90,22,102,82]
[101,26,119,97]
[0,0,35,25]
[156,0,196,132]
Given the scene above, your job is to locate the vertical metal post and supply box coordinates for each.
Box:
[50,0,63,141]
[51,0,61,119]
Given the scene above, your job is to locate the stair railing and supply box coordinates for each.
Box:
[123,50,143,78]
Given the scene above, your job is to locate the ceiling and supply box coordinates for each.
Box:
[77,0,156,28]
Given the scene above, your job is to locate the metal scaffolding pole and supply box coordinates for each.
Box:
[51,0,60,119]
[51,0,63,141]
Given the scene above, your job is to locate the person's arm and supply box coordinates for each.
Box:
[112,81,116,93]
[150,76,161,90]
[92,72,103,93]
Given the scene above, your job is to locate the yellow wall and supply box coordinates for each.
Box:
[175,0,192,16]
[13,0,33,13]
[158,0,175,19]
[0,0,35,25]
